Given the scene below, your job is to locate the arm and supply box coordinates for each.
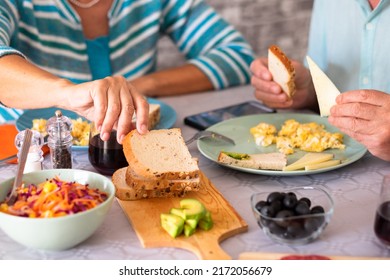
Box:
[143,0,254,96]
[0,55,148,143]
[130,64,213,97]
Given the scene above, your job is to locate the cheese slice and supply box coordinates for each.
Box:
[306,56,340,117]
[304,159,341,171]
[283,152,334,171]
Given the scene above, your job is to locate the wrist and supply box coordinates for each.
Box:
[52,78,75,110]
[130,76,157,96]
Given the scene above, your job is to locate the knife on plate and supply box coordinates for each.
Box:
[306,56,340,117]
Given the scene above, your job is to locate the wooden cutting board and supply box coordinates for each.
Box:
[117,171,248,260]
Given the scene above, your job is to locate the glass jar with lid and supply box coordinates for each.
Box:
[46,110,73,169]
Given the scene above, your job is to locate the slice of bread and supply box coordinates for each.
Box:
[123,128,200,180]
[132,103,161,130]
[218,151,287,171]
[112,167,193,200]
[125,165,200,191]
[268,45,296,98]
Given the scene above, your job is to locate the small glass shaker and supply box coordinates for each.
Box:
[46,110,73,169]
[15,129,44,173]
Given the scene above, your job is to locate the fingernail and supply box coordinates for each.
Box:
[101,132,109,141]
[119,134,124,144]
[140,124,148,134]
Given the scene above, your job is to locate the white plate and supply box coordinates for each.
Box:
[16,98,177,150]
[197,113,367,176]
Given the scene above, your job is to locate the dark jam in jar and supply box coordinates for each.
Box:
[88,132,127,176]
[374,201,390,246]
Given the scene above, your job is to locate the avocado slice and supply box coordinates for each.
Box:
[179,198,206,221]
[184,223,196,237]
[198,210,213,231]
[223,151,250,160]
[160,213,185,238]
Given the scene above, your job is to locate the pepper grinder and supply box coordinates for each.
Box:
[46,110,73,169]
[15,129,44,173]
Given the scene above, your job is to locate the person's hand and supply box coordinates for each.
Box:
[329,90,390,161]
[61,76,149,144]
[250,57,316,110]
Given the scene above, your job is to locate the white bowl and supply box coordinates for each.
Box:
[0,169,115,251]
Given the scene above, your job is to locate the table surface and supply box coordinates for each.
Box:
[1,85,390,260]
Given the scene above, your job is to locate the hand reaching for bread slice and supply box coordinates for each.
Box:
[268,45,296,98]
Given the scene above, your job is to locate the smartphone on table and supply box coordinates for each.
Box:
[184,100,276,130]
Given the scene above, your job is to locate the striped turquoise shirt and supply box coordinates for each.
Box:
[0,0,255,123]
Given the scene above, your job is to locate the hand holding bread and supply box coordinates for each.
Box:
[250,45,316,111]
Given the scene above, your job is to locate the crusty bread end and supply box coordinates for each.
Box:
[268,45,296,98]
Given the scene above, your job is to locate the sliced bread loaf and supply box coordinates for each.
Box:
[112,167,193,200]
[268,45,296,98]
[123,128,200,180]
[125,165,200,191]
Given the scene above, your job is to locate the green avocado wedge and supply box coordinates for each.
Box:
[160,213,185,238]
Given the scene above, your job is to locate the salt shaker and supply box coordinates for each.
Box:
[15,130,44,173]
[46,110,73,169]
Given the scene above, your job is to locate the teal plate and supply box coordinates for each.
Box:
[16,98,177,151]
[197,113,367,176]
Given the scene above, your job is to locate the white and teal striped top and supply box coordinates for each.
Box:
[0,0,255,123]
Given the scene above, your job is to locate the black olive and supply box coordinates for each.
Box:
[299,197,311,208]
[283,193,298,209]
[269,200,282,213]
[311,205,325,214]
[266,192,284,204]
[275,209,295,227]
[267,221,285,235]
[295,201,311,215]
[255,200,267,212]
[304,217,322,233]
[286,221,305,238]
[260,205,276,218]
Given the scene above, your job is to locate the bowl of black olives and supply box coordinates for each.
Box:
[251,186,334,245]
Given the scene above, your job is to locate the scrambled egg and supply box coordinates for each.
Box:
[250,119,345,155]
[32,117,90,146]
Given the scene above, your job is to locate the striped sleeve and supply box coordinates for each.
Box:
[0,1,24,122]
[0,0,25,58]
[161,0,255,89]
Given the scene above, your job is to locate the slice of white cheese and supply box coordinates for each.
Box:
[283,152,334,171]
[306,56,340,117]
[304,159,341,171]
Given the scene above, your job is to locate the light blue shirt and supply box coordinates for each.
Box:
[307,0,390,93]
